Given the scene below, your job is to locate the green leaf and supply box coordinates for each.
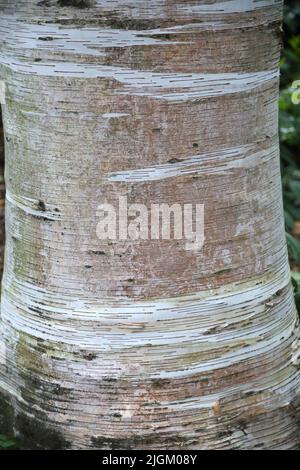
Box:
[286,232,300,265]
[0,434,17,449]
[285,210,294,230]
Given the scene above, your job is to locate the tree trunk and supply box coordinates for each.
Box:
[0,0,299,450]
[0,111,4,281]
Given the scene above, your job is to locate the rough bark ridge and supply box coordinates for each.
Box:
[0,112,4,281]
[0,0,299,449]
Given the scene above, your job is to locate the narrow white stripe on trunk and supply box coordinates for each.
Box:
[0,16,185,53]
[92,0,281,14]
[0,57,279,101]
[107,143,278,182]
[177,0,282,14]
[6,191,62,221]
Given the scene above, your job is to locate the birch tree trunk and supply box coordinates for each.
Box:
[0,112,4,281]
[0,0,299,450]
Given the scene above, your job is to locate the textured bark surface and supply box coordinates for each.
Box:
[0,111,4,282]
[0,0,299,449]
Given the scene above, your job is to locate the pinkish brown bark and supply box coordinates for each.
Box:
[0,0,299,450]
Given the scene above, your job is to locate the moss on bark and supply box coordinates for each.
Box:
[0,390,70,450]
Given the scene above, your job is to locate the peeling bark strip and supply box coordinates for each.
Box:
[0,0,299,450]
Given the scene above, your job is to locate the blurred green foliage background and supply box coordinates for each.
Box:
[280,1,300,308]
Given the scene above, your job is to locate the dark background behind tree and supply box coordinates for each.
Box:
[280,1,300,307]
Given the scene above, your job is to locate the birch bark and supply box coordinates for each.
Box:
[0,0,299,449]
[0,112,4,281]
